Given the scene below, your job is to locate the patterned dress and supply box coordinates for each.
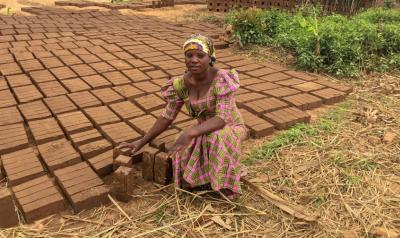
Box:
[161,69,247,195]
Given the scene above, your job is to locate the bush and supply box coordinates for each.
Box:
[226,7,400,77]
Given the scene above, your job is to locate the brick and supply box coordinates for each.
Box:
[57,111,94,135]
[275,78,306,86]
[292,82,325,92]
[153,152,172,185]
[13,84,43,103]
[0,106,23,126]
[103,71,131,85]
[134,94,165,112]
[78,54,101,64]
[107,59,132,71]
[128,114,157,135]
[39,56,64,68]
[142,147,159,181]
[70,64,96,77]
[245,82,280,92]
[0,62,22,75]
[18,100,52,121]
[89,62,115,73]
[12,175,65,223]
[109,101,145,120]
[84,106,121,126]
[0,123,29,154]
[91,88,124,105]
[235,63,263,72]
[0,89,17,108]
[314,78,353,94]
[0,187,19,228]
[5,74,32,88]
[113,84,145,100]
[50,66,78,80]
[240,109,274,138]
[150,128,179,151]
[282,93,323,110]
[240,78,264,87]
[54,162,109,213]
[112,166,134,200]
[77,139,112,159]
[81,74,112,89]
[68,91,102,109]
[246,67,277,77]
[29,69,56,83]
[62,78,91,92]
[260,72,291,82]
[44,95,77,114]
[19,59,44,72]
[243,97,288,115]
[145,70,168,79]
[263,107,311,130]
[0,77,9,91]
[28,118,65,144]
[38,139,81,173]
[70,129,104,147]
[311,88,347,104]
[122,68,150,82]
[134,81,160,94]
[284,70,316,81]
[264,87,300,98]
[100,122,141,146]
[87,150,113,177]
[1,148,45,186]
[59,55,83,66]
[235,92,267,105]
[174,120,197,131]
[38,81,68,97]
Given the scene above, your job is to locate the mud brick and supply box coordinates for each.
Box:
[0,62,22,76]
[44,95,77,114]
[122,68,150,82]
[59,55,83,66]
[18,100,51,121]
[275,78,307,86]
[113,154,132,170]
[112,51,131,60]
[81,74,112,89]
[37,81,68,97]
[142,147,159,181]
[79,54,101,64]
[38,139,81,173]
[70,129,103,147]
[284,70,316,81]
[107,59,132,71]
[134,94,165,112]
[87,150,113,177]
[263,107,311,130]
[145,70,168,79]
[77,139,112,159]
[57,111,94,135]
[282,93,323,110]
[109,100,145,121]
[67,91,100,109]
[292,82,325,92]
[0,107,23,126]
[29,118,65,145]
[235,92,267,105]
[246,67,277,77]
[29,69,57,83]
[260,72,291,82]
[39,56,64,68]
[0,77,9,91]
[151,128,179,151]
[311,88,347,104]
[174,120,197,131]
[0,188,19,228]
[239,109,274,138]
[50,66,78,80]
[91,88,124,105]
[153,152,172,185]
[128,114,157,135]
[5,74,32,88]
[19,59,44,72]
[62,78,91,92]
[0,123,29,154]
[240,78,264,87]
[314,78,353,94]
[244,82,280,92]
[134,81,160,94]
[103,71,131,86]
[125,58,151,68]
[70,64,96,77]
[113,84,145,100]
[113,166,134,193]
[1,147,45,186]
[235,64,264,72]
[89,62,115,74]
[264,87,300,98]
[100,122,141,146]
[84,106,121,126]
[0,89,17,108]
[54,162,109,213]
[13,84,43,103]
[243,97,288,115]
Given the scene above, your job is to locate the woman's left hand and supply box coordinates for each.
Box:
[167,128,196,158]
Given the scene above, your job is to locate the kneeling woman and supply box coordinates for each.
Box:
[120,34,247,198]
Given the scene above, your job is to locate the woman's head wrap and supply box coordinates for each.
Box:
[183,33,216,66]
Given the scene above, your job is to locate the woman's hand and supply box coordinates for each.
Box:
[117,141,141,156]
[167,128,196,158]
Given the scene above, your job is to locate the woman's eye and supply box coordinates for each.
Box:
[197,53,206,58]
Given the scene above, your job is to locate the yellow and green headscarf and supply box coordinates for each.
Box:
[183,34,216,66]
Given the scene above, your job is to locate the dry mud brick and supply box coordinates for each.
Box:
[109,101,145,121]
[112,166,134,200]
[0,187,19,228]
[82,75,112,89]
[128,114,157,135]
[0,89,17,108]
[91,88,124,105]
[0,106,23,126]
[68,91,102,109]
[54,162,110,213]
[57,111,94,135]
[1,148,45,186]
[100,122,141,146]
[84,106,121,126]
[28,118,65,145]
[292,82,325,92]
[239,109,274,138]
[311,88,347,105]
[12,175,65,224]
[263,107,311,130]
[103,71,131,85]
[62,78,91,92]
[282,93,323,110]
[12,85,43,103]
[87,150,113,177]
[70,129,103,147]
[18,100,52,121]
[0,123,29,154]
[142,147,159,182]
[29,69,56,84]
[113,85,145,100]
[44,95,77,115]
[243,97,288,115]
[38,139,81,173]
[151,128,180,151]
[154,152,172,185]
[133,94,165,112]
[77,139,112,160]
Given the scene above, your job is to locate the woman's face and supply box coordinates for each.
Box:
[184,49,210,75]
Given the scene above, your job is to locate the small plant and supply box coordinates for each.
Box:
[6,7,12,16]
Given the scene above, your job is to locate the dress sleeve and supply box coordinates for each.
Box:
[160,77,185,121]
[214,69,240,122]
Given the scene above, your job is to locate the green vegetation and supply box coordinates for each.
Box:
[226,7,400,77]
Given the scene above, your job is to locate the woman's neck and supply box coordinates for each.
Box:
[192,67,215,83]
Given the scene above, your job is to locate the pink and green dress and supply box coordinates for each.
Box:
[161,69,247,196]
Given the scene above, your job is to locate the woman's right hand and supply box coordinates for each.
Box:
[117,141,141,156]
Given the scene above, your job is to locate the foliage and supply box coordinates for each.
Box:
[226,7,400,77]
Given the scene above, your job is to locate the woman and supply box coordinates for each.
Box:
[120,34,247,198]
